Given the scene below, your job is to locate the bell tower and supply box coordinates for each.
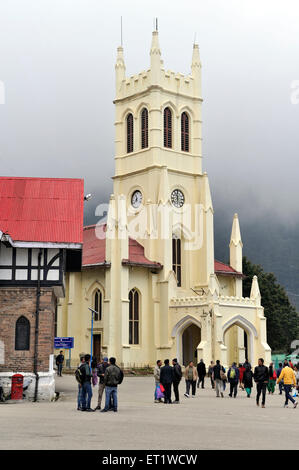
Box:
[111,28,215,290]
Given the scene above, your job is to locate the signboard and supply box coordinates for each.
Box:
[54,337,74,349]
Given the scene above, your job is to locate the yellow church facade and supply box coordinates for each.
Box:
[57,30,271,369]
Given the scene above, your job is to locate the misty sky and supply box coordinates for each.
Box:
[0,0,299,228]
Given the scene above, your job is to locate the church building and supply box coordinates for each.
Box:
[57,30,271,369]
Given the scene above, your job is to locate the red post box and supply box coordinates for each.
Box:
[11,374,24,400]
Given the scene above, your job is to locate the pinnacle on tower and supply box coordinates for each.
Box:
[191,42,202,97]
[200,172,213,212]
[250,275,261,303]
[150,28,162,84]
[230,213,243,272]
[115,46,126,93]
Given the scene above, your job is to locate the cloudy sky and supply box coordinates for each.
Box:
[0,0,299,227]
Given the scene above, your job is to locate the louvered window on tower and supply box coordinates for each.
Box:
[127,113,134,153]
[181,112,189,152]
[164,107,172,148]
[141,108,148,149]
[172,238,182,287]
[129,288,139,345]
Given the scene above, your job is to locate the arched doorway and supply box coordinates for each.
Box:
[182,324,201,366]
[222,315,258,366]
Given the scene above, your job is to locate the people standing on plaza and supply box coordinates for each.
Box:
[242,364,254,398]
[56,350,64,377]
[277,362,298,408]
[267,362,276,394]
[184,361,198,398]
[212,360,225,398]
[238,363,245,390]
[101,357,124,413]
[154,360,163,403]
[76,354,85,410]
[160,359,174,404]
[227,362,239,398]
[208,361,215,389]
[253,358,269,408]
[80,354,95,412]
[276,363,283,395]
[197,359,206,389]
[172,358,182,403]
[94,357,109,410]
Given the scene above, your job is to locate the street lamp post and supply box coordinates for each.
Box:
[88,307,98,371]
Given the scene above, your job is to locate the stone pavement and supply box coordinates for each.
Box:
[0,375,298,450]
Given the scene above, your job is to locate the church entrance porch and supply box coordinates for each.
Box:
[222,315,258,367]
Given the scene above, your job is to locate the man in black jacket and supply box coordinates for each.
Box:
[160,359,174,404]
[94,357,109,411]
[56,351,64,377]
[172,358,182,403]
[80,354,95,411]
[197,359,206,389]
[254,358,269,408]
[101,357,124,413]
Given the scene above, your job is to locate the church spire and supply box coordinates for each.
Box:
[191,42,201,97]
[115,45,126,95]
[229,213,243,272]
[150,25,161,84]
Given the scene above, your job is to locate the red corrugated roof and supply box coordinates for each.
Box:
[214,260,242,276]
[0,177,84,244]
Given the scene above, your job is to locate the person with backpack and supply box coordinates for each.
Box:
[227,362,240,398]
[94,357,109,411]
[254,358,269,408]
[197,359,206,389]
[277,362,298,409]
[212,360,225,398]
[101,357,124,413]
[79,354,95,411]
[76,355,85,410]
[242,364,254,398]
[160,359,174,404]
[172,358,182,403]
[267,362,277,394]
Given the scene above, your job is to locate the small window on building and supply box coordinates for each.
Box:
[172,237,181,287]
[181,112,189,152]
[129,288,139,345]
[141,108,148,149]
[15,316,30,351]
[94,289,102,321]
[127,113,134,153]
[164,107,172,148]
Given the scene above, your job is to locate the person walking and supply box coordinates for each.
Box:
[277,363,298,409]
[208,361,215,389]
[101,357,124,413]
[160,359,174,404]
[267,362,277,394]
[253,358,269,408]
[294,364,299,392]
[197,359,206,389]
[238,363,246,390]
[94,357,109,411]
[184,361,198,398]
[80,354,95,412]
[172,358,182,403]
[242,364,254,398]
[56,350,64,377]
[76,355,85,410]
[212,360,225,398]
[276,363,283,395]
[227,362,239,398]
[154,360,162,403]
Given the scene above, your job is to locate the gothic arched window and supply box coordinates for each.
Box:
[164,107,172,148]
[15,316,30,351]
[127,113,134,153]
[129,288,139,345]
[141,108,148,149]
[181,112,189,152]
[94,289,102,321]
[172,237,181,287]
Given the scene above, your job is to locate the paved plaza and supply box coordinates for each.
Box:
[1,375,298,450]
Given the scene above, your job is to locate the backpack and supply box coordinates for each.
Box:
[75,365,83,384]
[230,368,236,379]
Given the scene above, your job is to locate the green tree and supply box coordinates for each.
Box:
[242,256,299,353]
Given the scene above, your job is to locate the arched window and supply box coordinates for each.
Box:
[172,237,181,287]
[181,112,189,152]
[141,108,148,149]
[15,316,30,351]
[129,288,139,345]
[94,289,102,321]
[127,113,134,153]
[164,107,172,148]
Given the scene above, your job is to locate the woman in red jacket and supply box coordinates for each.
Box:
[239,363,246,390]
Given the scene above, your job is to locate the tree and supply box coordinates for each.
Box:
[242,256,299,353]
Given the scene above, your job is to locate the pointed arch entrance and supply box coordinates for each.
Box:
[222,315,258,365]
[171,316,202,366]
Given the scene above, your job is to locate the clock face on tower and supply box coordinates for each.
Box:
[171,189,185,208]
[131,190,143,208]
